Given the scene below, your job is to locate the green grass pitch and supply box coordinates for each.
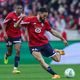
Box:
[0,64,80,80]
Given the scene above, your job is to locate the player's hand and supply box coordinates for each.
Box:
[20,14,26,19]
[4,33,8,40]
[62,39,68,46]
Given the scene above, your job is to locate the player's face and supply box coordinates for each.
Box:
[40,12,48,20]
[16,5,23,14]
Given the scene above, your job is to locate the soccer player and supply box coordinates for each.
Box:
[2,4,25,74]
[20,8,68,79]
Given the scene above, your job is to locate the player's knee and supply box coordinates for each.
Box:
[56,59,60,62]
[17,50,20,53]
[52,52,61,62]
[8,51,12,56]
[16,48,20,53]
[8,53,12,56]
[52,57,60,62]
[55,58,60,62]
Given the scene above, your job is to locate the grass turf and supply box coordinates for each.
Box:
[0,64,80,80]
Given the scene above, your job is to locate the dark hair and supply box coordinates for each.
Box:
[15,3,23,7]
[38,7,48,13]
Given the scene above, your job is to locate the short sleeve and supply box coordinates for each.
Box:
[21,17,31,25]
[45,21,51,31]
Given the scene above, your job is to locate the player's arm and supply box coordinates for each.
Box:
[14,14,25,28]
[50,28,68,46]
[20,17,30,27]
[1,22,8,40]
[2,13,12,40]
[46,21,68,46]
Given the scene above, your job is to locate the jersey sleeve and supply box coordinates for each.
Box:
[21,17,31,26]
[45,21,51,31]
[3,13,12,25]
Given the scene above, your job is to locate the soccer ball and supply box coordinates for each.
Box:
[64,68,75,78]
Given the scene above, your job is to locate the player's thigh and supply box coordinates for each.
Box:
[14,43,21,51]
[41,43,55,57]
[32,51,45,62]
[30,46,46,63]
[13,37,22,51]
[51,52,61,62]
[6,38,13,53]
[42,43,61,62]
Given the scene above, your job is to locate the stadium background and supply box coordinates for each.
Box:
[0,0,80,80]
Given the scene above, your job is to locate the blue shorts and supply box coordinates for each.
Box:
[29,43,56,57]
[6,37,22,47]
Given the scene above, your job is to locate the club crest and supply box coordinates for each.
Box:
[35,28,41,33]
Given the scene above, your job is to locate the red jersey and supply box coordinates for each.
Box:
[3,12,21,38]
[21,16,51,47]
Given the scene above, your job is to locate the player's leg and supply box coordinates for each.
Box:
[51,52,61,62]
[41,43,61,79]
[41,43,61,62]
[13,43,21,74]
[50,52,62,79]
[4,46,13,64]
[4,39,13,64]
[12,37,22,74]
[51,49,65,62]
[32,51,60,79]
[55,49,65,55]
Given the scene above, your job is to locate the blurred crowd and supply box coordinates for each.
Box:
[0,0,80,41]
